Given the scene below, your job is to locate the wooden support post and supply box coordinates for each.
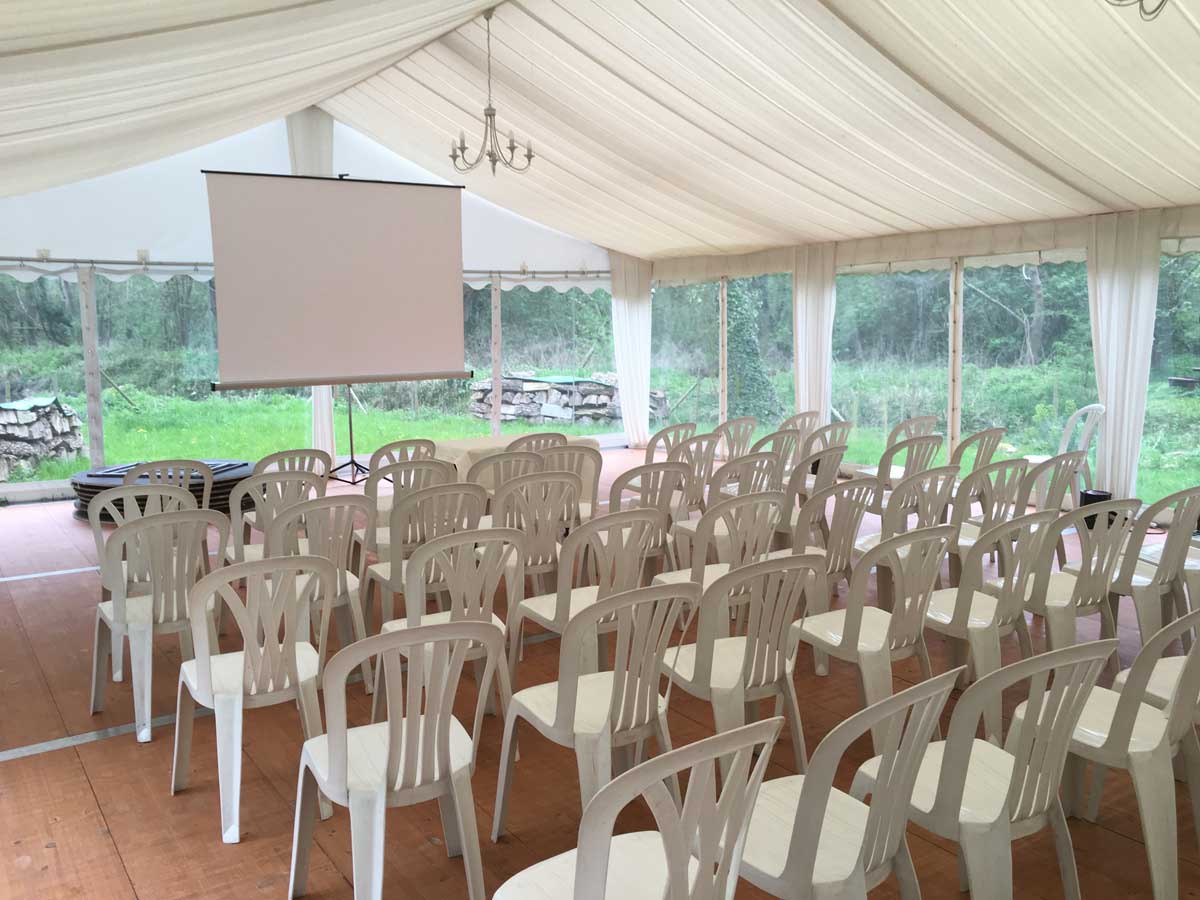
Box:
[718,275,729,428]
[948,257,964,452]
[491,277,502,438]
[77,267,105,466]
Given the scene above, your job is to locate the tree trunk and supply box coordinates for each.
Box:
[1027,264,1045,365]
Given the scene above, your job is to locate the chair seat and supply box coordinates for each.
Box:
[741,773,867,887]
[857,738,1013,828]
[1012,686,1167,755]
[652,564,731,592]
[514,671,667,736]
[792,607,893,654]
[493,832,691,900]
[924,587,999,632]
[180,642,319,698]
[382,610,505,634]
[518,585,601,630]
[663,636,748,690]
[856,464,905,483]
[365,560,406,588]
[852,531,910,559]
[1112,657,1182,708]
[302,717,473,793]
[353,526,390,551]
[764,545,826,561]
[224,543,267,564]
[98,592,210,627]
[954,521,983,556]
[578,501,593,522]
[295,570,359,602]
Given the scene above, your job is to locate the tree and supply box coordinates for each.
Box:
[726,278,780,423]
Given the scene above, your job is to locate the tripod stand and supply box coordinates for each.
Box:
[329,384,370,485]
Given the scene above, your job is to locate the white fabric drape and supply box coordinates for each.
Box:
[792,244,838,424]
[1087,209,1163,498]
[609,251,653,447]
[286,106,337,460]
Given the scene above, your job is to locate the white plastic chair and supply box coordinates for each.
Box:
[493,718,782,900]
[464,449,544,499]
[946,458,1030,586]
[739,668,960,900]
[287,621,508,900]
[781,410,822,443]
[171,556,335,843]
[1025,403,1104,506]
[643,421,697,463]
[751,428,803,486]
[709,450,777,501]
[801,421,853,458]
[508,508,663,680]
[950,426,1006,478]
[1057,611,1200,900]
[662,555,822,774]
[491,470,581,596]
[355,458,457,557]
[123,458,214,508]
[88,484,197,682]
[885,414,939,447]
[492,582,700,836]
[794,526,953,751]
[1017,450,1087,519]
[254,448,331,489]
[225,471,322,563]
[667,432,720,518]
[656,492,784,591]
[774,444,847,550]
[608,461,690,573]
[852,641,1116,900]
[506,431,567,453]
[858,433,943,495]
[540,443,603,522]
[367,438,435,470]
[89,508,230,742]
[715,415,756,459]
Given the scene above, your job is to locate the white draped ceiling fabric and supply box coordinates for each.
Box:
[5,0,1200,484]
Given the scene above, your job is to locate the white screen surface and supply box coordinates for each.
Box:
[205,171,464,388]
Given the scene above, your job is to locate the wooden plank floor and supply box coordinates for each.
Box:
[0,449,1193,898]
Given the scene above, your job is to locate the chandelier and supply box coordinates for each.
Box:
[450,8,533,175]
[1104,0,1169,20]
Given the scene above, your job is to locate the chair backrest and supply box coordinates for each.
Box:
[1108,610,1200,756]
[709,451,777,499]
[932,641,1115,826]
[955,510,1060,631]
[365,458,457,505]
[950,458,1029,534]
[1057,403,1105,455]
[668,432,720,513]
[608,461,690,516]
[88,484,196,566]
[846,526,953,654]
[506,431,567,453]
[267,495,372,594]
[782,445,847,518]
[187,556,336,705]
[691,492,784,580]
[227,471,322,560]
[781,669,959,887]
[1116,485,1200,590]
[876,434,942,485]
[464,450,544,490]
[885,415,938,448]
[1017,450,1087,512]
[800,421,853,458]
[880,465,958,540]
[320,621,509,802]
[750,429,803,485]
[367,438,436,470]
[403,528,525,626]
[573,718,783,900]
[1035,499,1140,611]
[950,427,1005,473]
[794,478,876,575]
[780,410,821,444]
[493,471,581,571]
[103,508,229,626]
[715,416,757,459]
[253,449,331,491]
[386,482,488,564]
[557,583,699,734]
[540,444,603,513]
[123,459,213,508]
[692,555,825,692]
[645,422,697,464]
[551,509,666,628]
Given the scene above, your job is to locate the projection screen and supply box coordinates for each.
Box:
[204,170,466,389]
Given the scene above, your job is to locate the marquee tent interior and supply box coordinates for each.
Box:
[4,3,1200,900]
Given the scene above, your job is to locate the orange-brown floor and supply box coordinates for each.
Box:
[0,449,1192,899]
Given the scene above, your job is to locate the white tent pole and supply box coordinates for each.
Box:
[718,275,729,433]
[948,257,963,451]
[490,275,502,437]
[77,267,105,466]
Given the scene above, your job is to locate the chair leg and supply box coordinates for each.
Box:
[966,624,1003,744]
[288,766,321,899]
[348,788,387,900]
[1045,604,1077,652]
[170,677,196,794]
[1132,586,1166,648]
[449,768,487,900]
[90,610,112,714]
[1049,798,1083,900]
[214,692,245,844]
[343,594,374,693]
[1083,763,1108,822]
[491,712,520,842]
[438,787,463,858]
[893,837,921,900]
[959,818,1014,900]
[128,625,154,743]
[858,650,894,755]
[781,677,808,773]
[710,687,747,782]
[653,710,683,807]
[471,658,497,716]
[297,679,332,821]
[370,662,387,724]
[1062,753,1087,818]
[1129,744,1180,900]
[574,731,613,812]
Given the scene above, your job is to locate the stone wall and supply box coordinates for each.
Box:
[0,397,84,481]
[469,373,668,424]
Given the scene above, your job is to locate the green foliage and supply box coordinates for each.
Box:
[726,278,782,423]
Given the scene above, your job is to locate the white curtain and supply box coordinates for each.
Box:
[609,250,653,447]
[793,244,838,423]
[1087,209,1163,498]
[287,106,337,459]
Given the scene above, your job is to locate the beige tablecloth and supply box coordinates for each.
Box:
[434,434,601,487]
